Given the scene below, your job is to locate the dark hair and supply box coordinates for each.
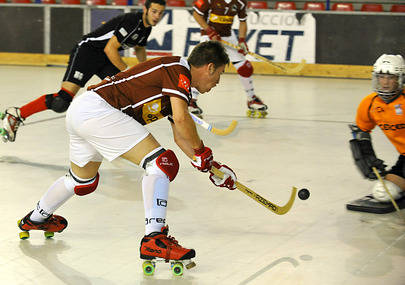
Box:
[188,41,229,69]
[145,0,166,8]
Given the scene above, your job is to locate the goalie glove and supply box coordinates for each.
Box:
[349,124,386,180]
[205,26,221,41]
[209,161,237,190]
[191,142,213,172]
[238,38,249,56]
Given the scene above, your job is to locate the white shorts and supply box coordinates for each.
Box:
[65,91,150,167]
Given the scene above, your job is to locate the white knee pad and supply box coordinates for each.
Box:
[372,180,404,202]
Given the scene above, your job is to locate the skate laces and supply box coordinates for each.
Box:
[5,107,24,130]
[250,95,263,104]
[160,226,181,247]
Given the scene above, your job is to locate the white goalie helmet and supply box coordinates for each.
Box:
[372,54,405,103]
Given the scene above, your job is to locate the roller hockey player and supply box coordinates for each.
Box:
[191,0,268,118]
[0,0,166,143]
[347,54,405,214]
[17,41,237,276]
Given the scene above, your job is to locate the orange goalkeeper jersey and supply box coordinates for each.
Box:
[356,89,405,155]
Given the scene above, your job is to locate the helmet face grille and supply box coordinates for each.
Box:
[372,54,404,103]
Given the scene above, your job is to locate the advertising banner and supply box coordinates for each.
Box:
[145,9,315,63]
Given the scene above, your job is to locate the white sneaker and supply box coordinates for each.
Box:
[1,107,24,142]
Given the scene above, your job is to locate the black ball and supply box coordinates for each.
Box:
[298,188,310,200]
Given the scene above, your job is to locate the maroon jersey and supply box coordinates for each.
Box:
[88,56,191,125]
[193,0,247,37]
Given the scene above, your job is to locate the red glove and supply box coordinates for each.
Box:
[191,143,213,172]
[205,26,221,41]
[209,161,237,190]
[238,38,249,56]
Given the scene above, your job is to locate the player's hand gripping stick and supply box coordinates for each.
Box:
[190,143,213,172]
[209,161,237,190]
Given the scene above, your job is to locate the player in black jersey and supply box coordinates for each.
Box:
[0,0,165,143]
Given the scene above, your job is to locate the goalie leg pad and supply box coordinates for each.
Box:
[346,195,405,214]
[45,88,74,113]
[64,169,100,196]
[349,139,386,180]
[236,60,254,78]
[372,180,404,202]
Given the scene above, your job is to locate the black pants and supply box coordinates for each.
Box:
[387,155,405,178]
[63,43,120,87]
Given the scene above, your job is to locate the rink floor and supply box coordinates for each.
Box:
[0,65,404,285]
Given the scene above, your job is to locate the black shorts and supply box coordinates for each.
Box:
[387,155,405,179]
[62,43,120,87]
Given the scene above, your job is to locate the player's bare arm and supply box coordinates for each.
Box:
[170,121,194,159]
[134,46,147,63]
[104,35,128,71]
[170,96,203,155]
[193,11,209,30]
[238,21,247,39]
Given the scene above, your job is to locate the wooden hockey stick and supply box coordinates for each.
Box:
[210,166,297,215]
[190,112,238,136]
[372,167,405,221]
[220,40,306,74]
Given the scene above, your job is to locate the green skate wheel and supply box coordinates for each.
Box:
[246,110,253,117]
[171,262,183,276]
[19,231,30,240]
[142,261,155,276]
[0,112,5,120]
[44,231,54,239]
[0,128,6,135]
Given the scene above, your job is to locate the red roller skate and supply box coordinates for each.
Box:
[247,95,268,118]
[17,211,68,239]
[140,226,196,276]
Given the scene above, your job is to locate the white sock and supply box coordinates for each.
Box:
[142,169,169,235]
[30,176,75,223]
[238,75,255,99]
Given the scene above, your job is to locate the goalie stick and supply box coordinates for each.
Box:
[220,40,306,74]
[210,166,297,215]
[190,112,238,136]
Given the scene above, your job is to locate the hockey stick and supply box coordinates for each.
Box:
[210,166,297,215]
[220,40,306,74]
[190,112,238,136]
[372,167,405,221]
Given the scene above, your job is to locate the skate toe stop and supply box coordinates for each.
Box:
[185,261,196,269]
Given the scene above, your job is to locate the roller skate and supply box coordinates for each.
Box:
[17,211,68,240]
[140,226,196,276]
[188,99,203,119]
[0,107,24,142]
[246,95,268,118]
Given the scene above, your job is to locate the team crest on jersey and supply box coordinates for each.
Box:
[395,104,403,115]
[119,27,128,37]
[142,99,163,124]
[178,74,190,91]
[131,34,139,41]
[194,0,204,8]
